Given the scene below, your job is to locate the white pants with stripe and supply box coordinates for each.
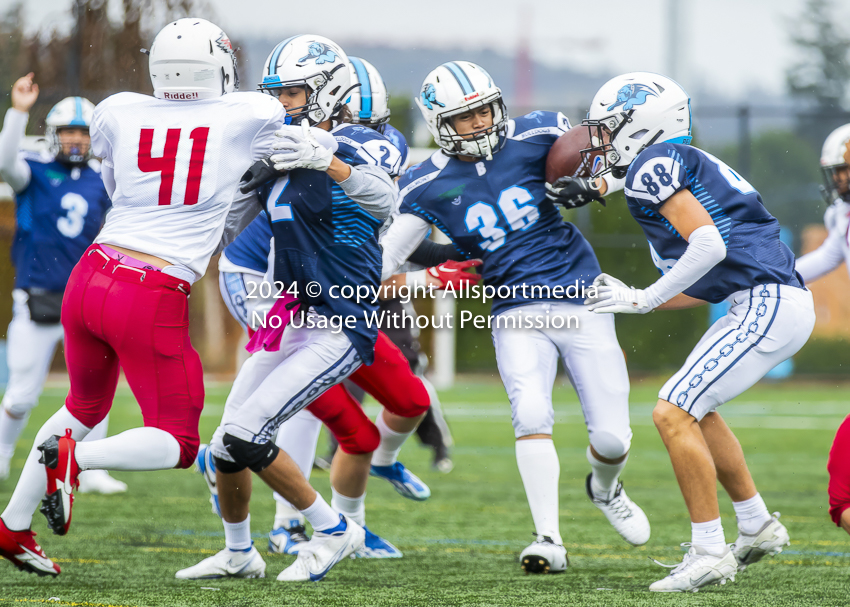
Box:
[491,302,632,459]
[2,290,64,416]
[211,315,361,462]
[1,289,111,460]
[661,284,815,420]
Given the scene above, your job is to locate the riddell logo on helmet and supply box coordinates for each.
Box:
[464,93,481,102]
[163,91,199,100]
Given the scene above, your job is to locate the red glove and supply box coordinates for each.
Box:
[426,259,483,290]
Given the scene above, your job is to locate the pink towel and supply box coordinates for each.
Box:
[245,294,301,353]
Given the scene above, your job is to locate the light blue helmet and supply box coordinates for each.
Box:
[259,34,352,125]
[347,57,390,130]
[45,96,95,164]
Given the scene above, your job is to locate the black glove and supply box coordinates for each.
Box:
[239,157,286,194]
[545,176,605,209]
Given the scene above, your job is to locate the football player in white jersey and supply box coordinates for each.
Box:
[0,74,126,495]
[796,125,850,284]
[0,18,287,577]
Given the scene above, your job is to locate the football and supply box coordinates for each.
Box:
[544,127,600,183]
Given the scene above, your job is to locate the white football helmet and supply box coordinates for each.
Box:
[258,35,353,125]
[415,61,507,160]
[45,96,95,164]
[583,72,691,178]
[820,124,850,203]
[148,18,238,101]
[347,57,390,131]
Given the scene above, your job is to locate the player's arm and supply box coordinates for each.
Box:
[587,189,725,314]
[654,292,708,310]
[407,239,467,266]
[215,188,262,255]
[381,213,431,280]
[0,74,38,192]
[335,163,395,221]
[795,212,845,283]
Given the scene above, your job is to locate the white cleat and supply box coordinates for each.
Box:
[276,515,365,582]
[731,512,790,572]
[175,546,266,580]
[519,536,568,574]
[649,544,738,592]
[77,470,128,494]
[586,474,650,546]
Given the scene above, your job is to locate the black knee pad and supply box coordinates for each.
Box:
[222,433,280,473]
[213,455,246,474]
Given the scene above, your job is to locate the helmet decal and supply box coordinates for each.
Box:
[215,32,233,52]
[607,84,658,111]
[298,42,338,65]
[421,83,445,110]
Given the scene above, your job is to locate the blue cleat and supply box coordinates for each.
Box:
[195,444,220,517]
[268,525,310,555]
[369,461,431,501]
[351,527,403,559]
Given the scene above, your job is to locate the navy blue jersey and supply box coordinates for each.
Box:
[12,153,111,291]
[624,143,802,303]
[397,111,601,315]
[382,124,409,171]
[223,212,272,274]
[265,124,393,364]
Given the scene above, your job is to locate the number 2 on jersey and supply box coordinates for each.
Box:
[138,127,209,205]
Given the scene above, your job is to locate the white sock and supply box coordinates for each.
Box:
[516,438,562,545]
[733,493,772,535]
[586,447,628,501]
[223,515,252,551]
[331,487,366,527]
[691,518,726,554]
[1,406,90,531]
[0,408,29,459]
[300,493,341,533]
[75,427,180,471]
[371,412,413,467]
[274,499,305,529]
[83,414,110,442]
[272,410,322,507]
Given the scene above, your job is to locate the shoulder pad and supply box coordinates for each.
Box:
[19,150,51,164]
[507,111,570,142]
[397,153,445,200]
[332,124,404,176]
[625,144,687,205]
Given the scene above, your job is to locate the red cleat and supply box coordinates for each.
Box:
[0,518,60,576]
[38,429,81,536]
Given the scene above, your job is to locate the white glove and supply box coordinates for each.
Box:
[585,273,652,314]
[583,273,626,306]
[270,119,334,172]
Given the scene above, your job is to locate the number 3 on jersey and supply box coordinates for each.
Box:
[465,185,538,251]
[138,127,209,205]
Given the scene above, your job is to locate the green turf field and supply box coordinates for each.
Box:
[0,376,848,606]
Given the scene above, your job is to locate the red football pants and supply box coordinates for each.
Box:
[306,331,430,454]
[828,414,850,526]
[61,245,203,469]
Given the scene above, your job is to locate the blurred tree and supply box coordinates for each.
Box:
[786,0,850,145]
[3,0,214,130]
